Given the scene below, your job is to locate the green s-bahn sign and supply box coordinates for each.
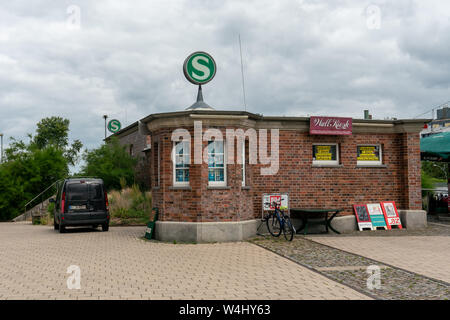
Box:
[107,119,121,133]
[183,51,217,85]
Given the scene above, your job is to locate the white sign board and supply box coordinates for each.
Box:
[262,194,289,212]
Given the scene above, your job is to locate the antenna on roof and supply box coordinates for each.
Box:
[239,34,247,111]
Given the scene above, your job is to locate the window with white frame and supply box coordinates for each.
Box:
[208,140,226,186]
[356,145,382,166]
[312,143,339,165]
[173,141,190,186]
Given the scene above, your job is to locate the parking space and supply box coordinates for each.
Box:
[0,222,369,300]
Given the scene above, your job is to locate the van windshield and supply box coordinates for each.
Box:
[65,182,105,212]
[67,183,88,201]
[66,183,103,201]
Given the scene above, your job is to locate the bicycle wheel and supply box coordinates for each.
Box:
[266,213,282,237]
[282,216,295,241]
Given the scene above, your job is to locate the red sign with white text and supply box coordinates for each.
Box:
[310,116,352,135]
[380,201,403,229]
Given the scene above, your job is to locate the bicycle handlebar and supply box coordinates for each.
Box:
[264,201,280,209]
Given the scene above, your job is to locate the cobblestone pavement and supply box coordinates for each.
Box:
[252,224,450,300]
[307,225,450,285]
[0,222,369,300]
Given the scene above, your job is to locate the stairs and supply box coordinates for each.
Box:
[13,198,52,222]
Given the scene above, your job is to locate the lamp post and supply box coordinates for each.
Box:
[0,133,3,163]
[103,115,108,140]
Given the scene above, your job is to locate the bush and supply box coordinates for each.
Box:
[81,137,137,191]
[0,145,68,221]
[47,202,55,218]
[108,184,152,221]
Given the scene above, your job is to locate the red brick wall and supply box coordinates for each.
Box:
[251,131,422,217]
[148,127,254,222]
[144,127,422,222]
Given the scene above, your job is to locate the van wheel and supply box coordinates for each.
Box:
[102,223,109,232]
[92,225,98,229]
[59,224,66,233]
[54,218,59,230]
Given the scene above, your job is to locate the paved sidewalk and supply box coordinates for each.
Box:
[252,235,450,300]
[308,234,450,284]
[0,222,369,300]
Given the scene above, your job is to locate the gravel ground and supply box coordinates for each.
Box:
[250,234,450,300]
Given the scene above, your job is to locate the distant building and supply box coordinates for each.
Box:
[421,106,450,138]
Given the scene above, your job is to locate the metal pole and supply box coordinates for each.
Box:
[239,34,247,111]
[103,115,108,140]
[0,133,3,163]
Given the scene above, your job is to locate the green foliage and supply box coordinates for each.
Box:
[421,172,435,190]
[108,185,151,222]
[422,170,446,190]
[34,116,70,149]
[47,202,55,218]
[64,139,83,166]
[422,161,448,181]
[31,117,83,166]
[0,145,67,220]
[0,116,81,221]
[81,137,137,191]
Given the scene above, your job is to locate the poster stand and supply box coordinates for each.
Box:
[353,204,374,231]
[367,203,388,230]
[257,193,290,236]
[380,201,403,230]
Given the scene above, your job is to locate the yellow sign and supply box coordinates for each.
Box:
[315,145,333,161]
[357,146,379,161]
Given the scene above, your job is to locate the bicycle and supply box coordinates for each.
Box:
[264,201,295,241]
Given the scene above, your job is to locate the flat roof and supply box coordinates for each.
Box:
[107,109,431,140]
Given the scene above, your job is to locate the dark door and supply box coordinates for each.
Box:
[88,183,107,220]
[65,183,90,221]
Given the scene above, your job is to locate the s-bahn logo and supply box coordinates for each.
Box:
[107,119,121,133]
[183,51,217,85]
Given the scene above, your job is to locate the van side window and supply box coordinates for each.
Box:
[89,184,103,200]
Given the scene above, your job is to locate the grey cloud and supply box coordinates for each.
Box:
[0,0,449,172]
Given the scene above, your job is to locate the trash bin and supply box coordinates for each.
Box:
[144,207,159,240]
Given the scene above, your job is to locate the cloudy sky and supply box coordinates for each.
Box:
[0,0,449,165]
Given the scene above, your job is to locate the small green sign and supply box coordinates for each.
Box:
[183,51,217,85]
[107,119,121,133]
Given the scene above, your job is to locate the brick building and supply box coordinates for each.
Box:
[113,108,427,242]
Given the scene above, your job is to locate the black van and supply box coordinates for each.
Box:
[50,178,110,233]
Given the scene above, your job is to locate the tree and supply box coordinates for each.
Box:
[0,116,82,221]
[34,116,70,149]
[422,161,448,181]
[32,116,83,166]
[81,137,137,191]
[0,145,67,220]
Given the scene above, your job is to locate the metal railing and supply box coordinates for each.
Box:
[24,180,61,215]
